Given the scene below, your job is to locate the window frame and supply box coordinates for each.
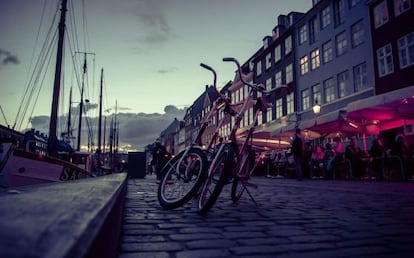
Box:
[311,48,321,70]
[323,77,336,103]
[322,40,333,63]
[374,0,389,29]
[377,43,394,77]
[336,31,348,56]
[398,32,414,69]
[394,0,411,16]
[351,19,365,48]
[300,55,309,75]
[321,6,331,29]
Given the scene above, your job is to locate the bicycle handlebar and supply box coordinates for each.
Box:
[223,57,264,91]
[200,63,218,94]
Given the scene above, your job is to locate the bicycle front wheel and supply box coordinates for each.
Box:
[198,144,234,216]
[158,147,207,209]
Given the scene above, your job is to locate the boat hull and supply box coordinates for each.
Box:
[1,145,93,187]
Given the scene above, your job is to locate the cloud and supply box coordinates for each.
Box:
[130,0,175,46]
[157,66,178,74]
[0,48,19,67]
[27,105,186,152]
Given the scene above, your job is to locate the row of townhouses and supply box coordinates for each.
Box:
[158,0,414,155]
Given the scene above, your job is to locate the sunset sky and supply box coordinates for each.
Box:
[0,0,312,151]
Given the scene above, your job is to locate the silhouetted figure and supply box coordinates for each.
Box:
[152,139,167,180]
[324,143,336,179]
[370,137,385,180]
[291,128,304,180]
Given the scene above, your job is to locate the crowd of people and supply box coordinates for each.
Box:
[150,129,414,182]
[270,128,414,181]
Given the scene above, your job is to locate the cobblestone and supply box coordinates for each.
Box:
[118,176,414,257]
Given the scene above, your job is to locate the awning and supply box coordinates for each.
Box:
[302,110,364,136]
[346,85,414,131]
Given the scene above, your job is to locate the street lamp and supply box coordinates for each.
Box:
[313,98,321,115]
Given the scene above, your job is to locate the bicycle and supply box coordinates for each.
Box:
[157,63,235,209]
[197,57,269,216]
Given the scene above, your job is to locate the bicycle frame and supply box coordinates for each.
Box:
[222,58,269,178]
[170,63,232,177]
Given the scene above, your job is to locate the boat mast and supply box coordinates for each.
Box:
[77,54,87,151]
[48,0,67,155]
[98,68,103,153]
[67,86,72,137]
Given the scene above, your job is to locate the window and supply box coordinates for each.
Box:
[266,78,272,91]
[321,6,331,29]
[285,36,292,55]
[311,83,321,105]
[334,0,346,27]
[350,0,361,8]
[301,89,310,111]
[377,44,394,77]
[322,40,333,63]
[300,55,309,75]
[266,107,272,123]
[309,16,317,44]
[287,93,294,114]
[353,62,368,91]
[337,70,349,98]
[285,64,293,83]
[299,24,307,45]
[394,0,411,16]
[351,20,364,47]
[336,31,347,56]
[311,48,321,70]
[256,60,262,76]
[275,98,283,119]
[398,32,414,68]
[265,53,272,70]
[324,77,335,103]
[274,45,281,63]
[374,1,389,28]
[275,71,282,87]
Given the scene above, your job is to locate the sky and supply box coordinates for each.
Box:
[0,0,312,151]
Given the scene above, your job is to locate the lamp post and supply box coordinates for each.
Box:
[313,98,321,115]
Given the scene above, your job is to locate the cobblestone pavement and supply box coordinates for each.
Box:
[118,175,414,258]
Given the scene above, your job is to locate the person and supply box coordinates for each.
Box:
[310,144,324,179]
[345,137,362,178]
[291,128,304,180]
[152,139,167,180]
[370,137,385,180]
[324,143,336,179]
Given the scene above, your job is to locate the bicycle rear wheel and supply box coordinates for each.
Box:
[158,147,207,209]
[198,144,233,216]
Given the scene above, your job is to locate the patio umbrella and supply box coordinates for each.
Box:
[346,85,414,131]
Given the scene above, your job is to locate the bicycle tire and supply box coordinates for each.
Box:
[158,147,207,209]
[198,144,234,216]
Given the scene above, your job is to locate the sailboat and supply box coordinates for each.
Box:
[0,0,95,187]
